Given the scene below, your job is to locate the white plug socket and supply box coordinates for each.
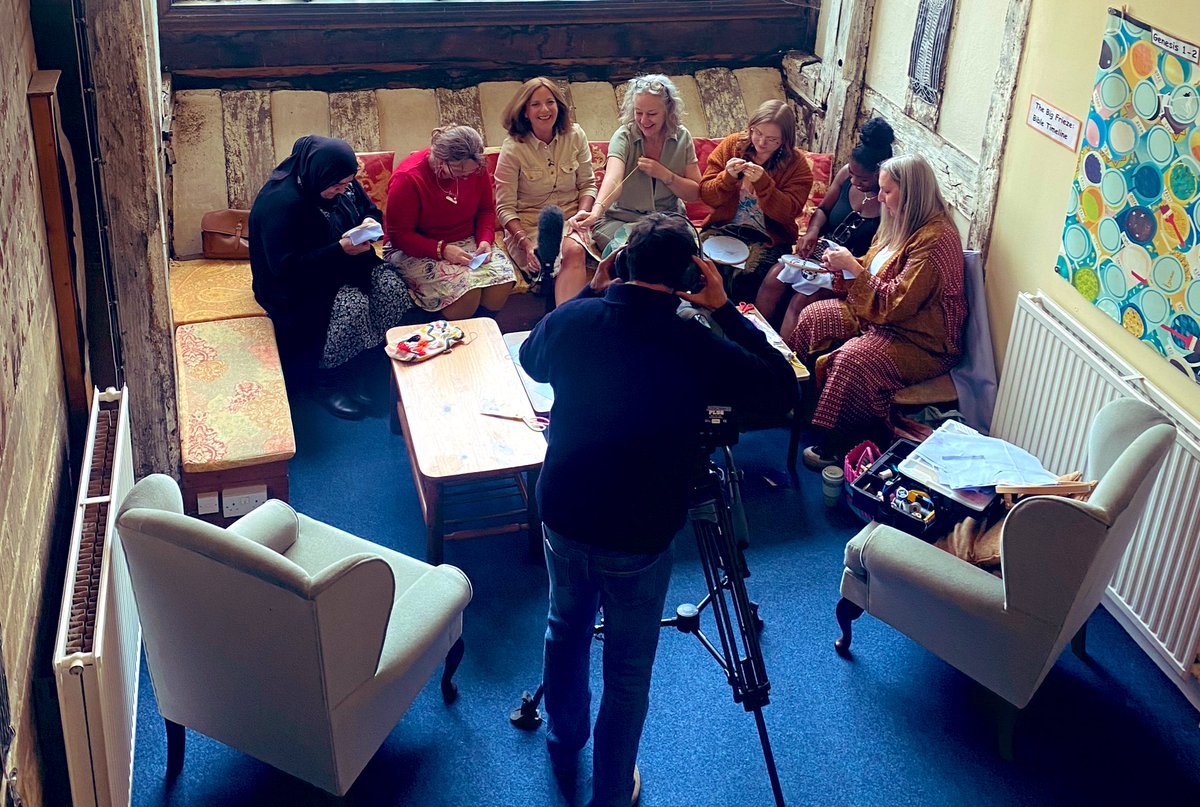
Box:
[221,483,269,518]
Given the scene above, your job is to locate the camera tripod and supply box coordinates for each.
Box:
[511,445,786,807]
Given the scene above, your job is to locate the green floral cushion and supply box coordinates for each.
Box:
[176,316,295,473]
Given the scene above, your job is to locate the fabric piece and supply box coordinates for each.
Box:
[319,264,413,369]
[797,151,836,235]
[385,319,466,362]
[948,250,999,434]
[175,316,296,473]
[387,236,515,311]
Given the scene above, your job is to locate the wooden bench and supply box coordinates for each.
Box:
[174,316,295,525]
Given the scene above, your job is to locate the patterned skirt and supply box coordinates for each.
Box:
[387,237,516,311]
[319,263,413,370]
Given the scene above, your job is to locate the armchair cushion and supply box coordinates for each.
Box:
[228,499,300,554]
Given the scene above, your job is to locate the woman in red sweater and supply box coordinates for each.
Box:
[384,125,515,319]
[697,100,813,301]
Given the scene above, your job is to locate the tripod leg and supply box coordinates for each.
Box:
[834,597,864,656]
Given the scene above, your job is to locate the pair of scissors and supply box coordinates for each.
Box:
[480,409,549,432]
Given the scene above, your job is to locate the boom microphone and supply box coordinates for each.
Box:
[536,205,564,286]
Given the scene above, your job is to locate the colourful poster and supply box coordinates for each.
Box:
[1056,10,1200,386]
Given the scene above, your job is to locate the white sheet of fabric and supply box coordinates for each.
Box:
[778,256,834,295]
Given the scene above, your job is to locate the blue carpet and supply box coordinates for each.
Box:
[132,391,1200,806]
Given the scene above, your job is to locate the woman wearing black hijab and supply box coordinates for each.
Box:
[250,135,412,420]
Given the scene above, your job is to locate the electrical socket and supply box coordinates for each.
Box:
[221,483,268,518]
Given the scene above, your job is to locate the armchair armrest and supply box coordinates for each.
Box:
[1000,496,1108,619]
[375,566,472,679]
[309,553,397,707]
[857,524,1007,623]
[227,499,299,554]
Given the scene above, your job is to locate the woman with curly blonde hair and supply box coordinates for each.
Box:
[571,74,703,258]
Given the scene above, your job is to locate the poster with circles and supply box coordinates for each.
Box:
[1056,10,1200,386]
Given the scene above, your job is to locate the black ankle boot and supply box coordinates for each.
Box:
[316,369,364,421]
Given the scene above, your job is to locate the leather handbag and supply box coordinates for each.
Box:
[200,209,251,259]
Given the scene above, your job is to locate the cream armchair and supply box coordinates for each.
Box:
[116,474,473,796]
[833,398,1174,751]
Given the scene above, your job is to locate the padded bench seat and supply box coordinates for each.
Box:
[175,316,295,524]
[169,258,265,327]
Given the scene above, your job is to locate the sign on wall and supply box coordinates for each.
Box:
[1055,10,1200,386]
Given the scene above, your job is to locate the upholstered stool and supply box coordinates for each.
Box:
[175,316,295,525]
[169,258,265,327]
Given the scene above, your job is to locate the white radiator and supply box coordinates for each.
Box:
[52,387,140,807]
[996,293,1200,708]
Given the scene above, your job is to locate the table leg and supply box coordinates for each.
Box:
[426,481,444,565]
[525,467,541,557]
[390,376,402,435]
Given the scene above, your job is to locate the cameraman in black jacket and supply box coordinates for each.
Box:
[519,212,796,806]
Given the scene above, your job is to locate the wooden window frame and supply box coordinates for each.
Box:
[158,0,820,86]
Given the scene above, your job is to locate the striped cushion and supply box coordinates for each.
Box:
[169,259,265,327]
[176,316,295,474]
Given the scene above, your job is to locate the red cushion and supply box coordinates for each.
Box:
[355,151,395,216]
[798,151,834,234]
[685,138,721,224]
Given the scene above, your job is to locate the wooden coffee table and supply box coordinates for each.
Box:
[387,318,547,564]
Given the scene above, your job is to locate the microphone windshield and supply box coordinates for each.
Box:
[536,205,565,278]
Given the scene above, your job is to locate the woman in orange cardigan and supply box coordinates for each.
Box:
[697,100,813,301]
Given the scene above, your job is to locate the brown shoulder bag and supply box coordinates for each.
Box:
[201,209,251,259]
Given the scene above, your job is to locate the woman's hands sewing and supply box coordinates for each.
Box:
[443,243,474,266]
[725,157,764,184]
[338,216,379,255]
[636,156,672,182]
[821,244,865,278]
[677,256,728,311]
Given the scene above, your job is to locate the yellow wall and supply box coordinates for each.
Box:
[988,0,1200,421]
[864,0,1006,163]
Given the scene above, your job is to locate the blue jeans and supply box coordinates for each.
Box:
[542,525,674,807]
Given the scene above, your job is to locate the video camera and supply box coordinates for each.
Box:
[699,404,739,451]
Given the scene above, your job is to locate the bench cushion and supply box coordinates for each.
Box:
[170,259,265,327]
[176,316,296,474]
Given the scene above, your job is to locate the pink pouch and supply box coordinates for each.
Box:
[843,440,881,522]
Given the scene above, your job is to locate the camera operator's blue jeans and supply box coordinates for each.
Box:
[542,525,674,807]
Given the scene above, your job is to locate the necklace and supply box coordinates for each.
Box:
[854,190,878,212]
[436,173,460,205]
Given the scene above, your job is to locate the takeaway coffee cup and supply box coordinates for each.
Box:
[821,466,845,508]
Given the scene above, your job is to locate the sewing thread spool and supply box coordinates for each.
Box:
[821,466,845,508]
